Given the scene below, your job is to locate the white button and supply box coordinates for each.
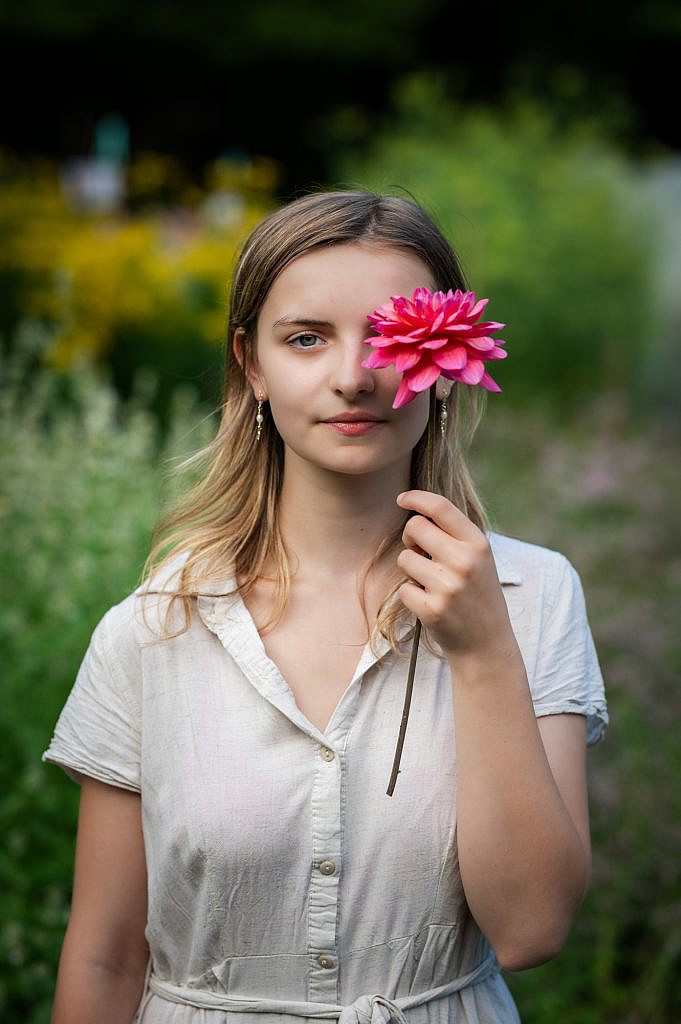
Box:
[317,954,334,969]
[319,860,336,876]
[320,746,335,762]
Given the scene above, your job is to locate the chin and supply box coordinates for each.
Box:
[323,452,407,477]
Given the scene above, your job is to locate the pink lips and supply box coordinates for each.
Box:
[322,412,385,436]
[325,421,382,436]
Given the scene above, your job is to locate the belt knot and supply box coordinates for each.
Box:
[340,993,408,1024]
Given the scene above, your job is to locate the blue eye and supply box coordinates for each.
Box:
[288,333,325,349]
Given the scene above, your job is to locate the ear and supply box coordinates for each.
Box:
[233,327,268,401]
[435,375,453,400]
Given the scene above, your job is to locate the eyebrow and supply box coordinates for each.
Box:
[271,315,336,330]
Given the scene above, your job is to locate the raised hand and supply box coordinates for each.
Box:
[396,490,516,660]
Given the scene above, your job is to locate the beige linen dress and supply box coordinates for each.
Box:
[42,531,607,1024]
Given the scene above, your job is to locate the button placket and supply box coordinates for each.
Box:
[308,741,342,1000]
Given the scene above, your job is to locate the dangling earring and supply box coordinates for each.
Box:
[255,393,265,442]
[439,396,448,438]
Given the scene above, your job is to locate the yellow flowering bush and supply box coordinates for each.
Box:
[0,153,276,379]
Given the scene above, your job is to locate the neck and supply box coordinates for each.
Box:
[276,450,411,586]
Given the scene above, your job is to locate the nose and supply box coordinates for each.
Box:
[330,336,376,399]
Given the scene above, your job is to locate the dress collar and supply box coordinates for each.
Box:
[488,532,523,585]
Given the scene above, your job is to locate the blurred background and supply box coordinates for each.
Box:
[1,1,680,1021]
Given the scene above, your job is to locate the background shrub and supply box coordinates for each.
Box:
[338,77,659,414]
[0,325,215,1021]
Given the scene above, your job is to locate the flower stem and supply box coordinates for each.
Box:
[387,384,438,796]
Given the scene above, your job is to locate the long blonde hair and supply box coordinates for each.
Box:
[139,190,489,654]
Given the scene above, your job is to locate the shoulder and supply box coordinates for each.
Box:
[85,551,193,671]
[487,532,607,746]
[487,529,574,597]
[487,529,591,636]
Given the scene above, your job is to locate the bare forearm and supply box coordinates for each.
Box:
[51,939,148,1024]
[451,643,589,970]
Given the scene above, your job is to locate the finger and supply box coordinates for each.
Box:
[397,548,459,594]
[396,490,484,546]
[397,580,440,623]
[402,514,469,567]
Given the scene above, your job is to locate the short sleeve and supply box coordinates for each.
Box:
[41,599,141,791]
[531,555,608,746]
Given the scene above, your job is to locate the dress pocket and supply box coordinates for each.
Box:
[410,923,459,991]
[343,933,416,998]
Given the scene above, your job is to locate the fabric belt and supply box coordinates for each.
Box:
[135,953,499,1024]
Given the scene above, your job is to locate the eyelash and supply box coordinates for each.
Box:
[287,332,326,349]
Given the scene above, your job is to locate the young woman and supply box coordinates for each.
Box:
[43,190,607,1024]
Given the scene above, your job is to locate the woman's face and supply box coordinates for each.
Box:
[239,242,438,479]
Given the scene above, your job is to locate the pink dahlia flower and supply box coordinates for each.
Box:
[361,287,507,409]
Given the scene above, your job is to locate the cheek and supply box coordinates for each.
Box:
[398,395,430,447]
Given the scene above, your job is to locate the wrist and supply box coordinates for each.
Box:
[447,634,526,687]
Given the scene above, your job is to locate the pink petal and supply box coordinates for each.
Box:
[363,335,396,349]
[480,371,502,392]
[392,377,417,409]
[394,330,429,343]
[393,350,422,372]
[465,336,496,352]
[361,350,395,369]
[468,297,489,318]
[433,346,467,370]
[458,359,485,385]
[421,337,449,349]
[404,361,441,392]
[486,346,508,360]
[470,320,505,334]
[430,310,445,332]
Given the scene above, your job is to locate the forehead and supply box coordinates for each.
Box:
[259,243,436,324]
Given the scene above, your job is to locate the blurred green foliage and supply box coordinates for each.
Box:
[2,326,680,1022]
[338,76,663,414]
[0,325,216,1022]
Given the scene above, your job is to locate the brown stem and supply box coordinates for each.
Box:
[386,384,438,796]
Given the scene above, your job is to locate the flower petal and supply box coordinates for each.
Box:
[468,297,489,319]
[393,377,417,408]
[361,350,395,369]
[403,361,441,392]
[363,335,401,349]
[420,337,449,349]
[458,359,485,385]
[480,370,502,392]
[469,320,505,334]
[412,287,433,304]
[393,330,429,343]
[464,336,496,352]
[487,346,508,360]
[434,346,467,370]
[430,310,446,332]
[393,350,422,372]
